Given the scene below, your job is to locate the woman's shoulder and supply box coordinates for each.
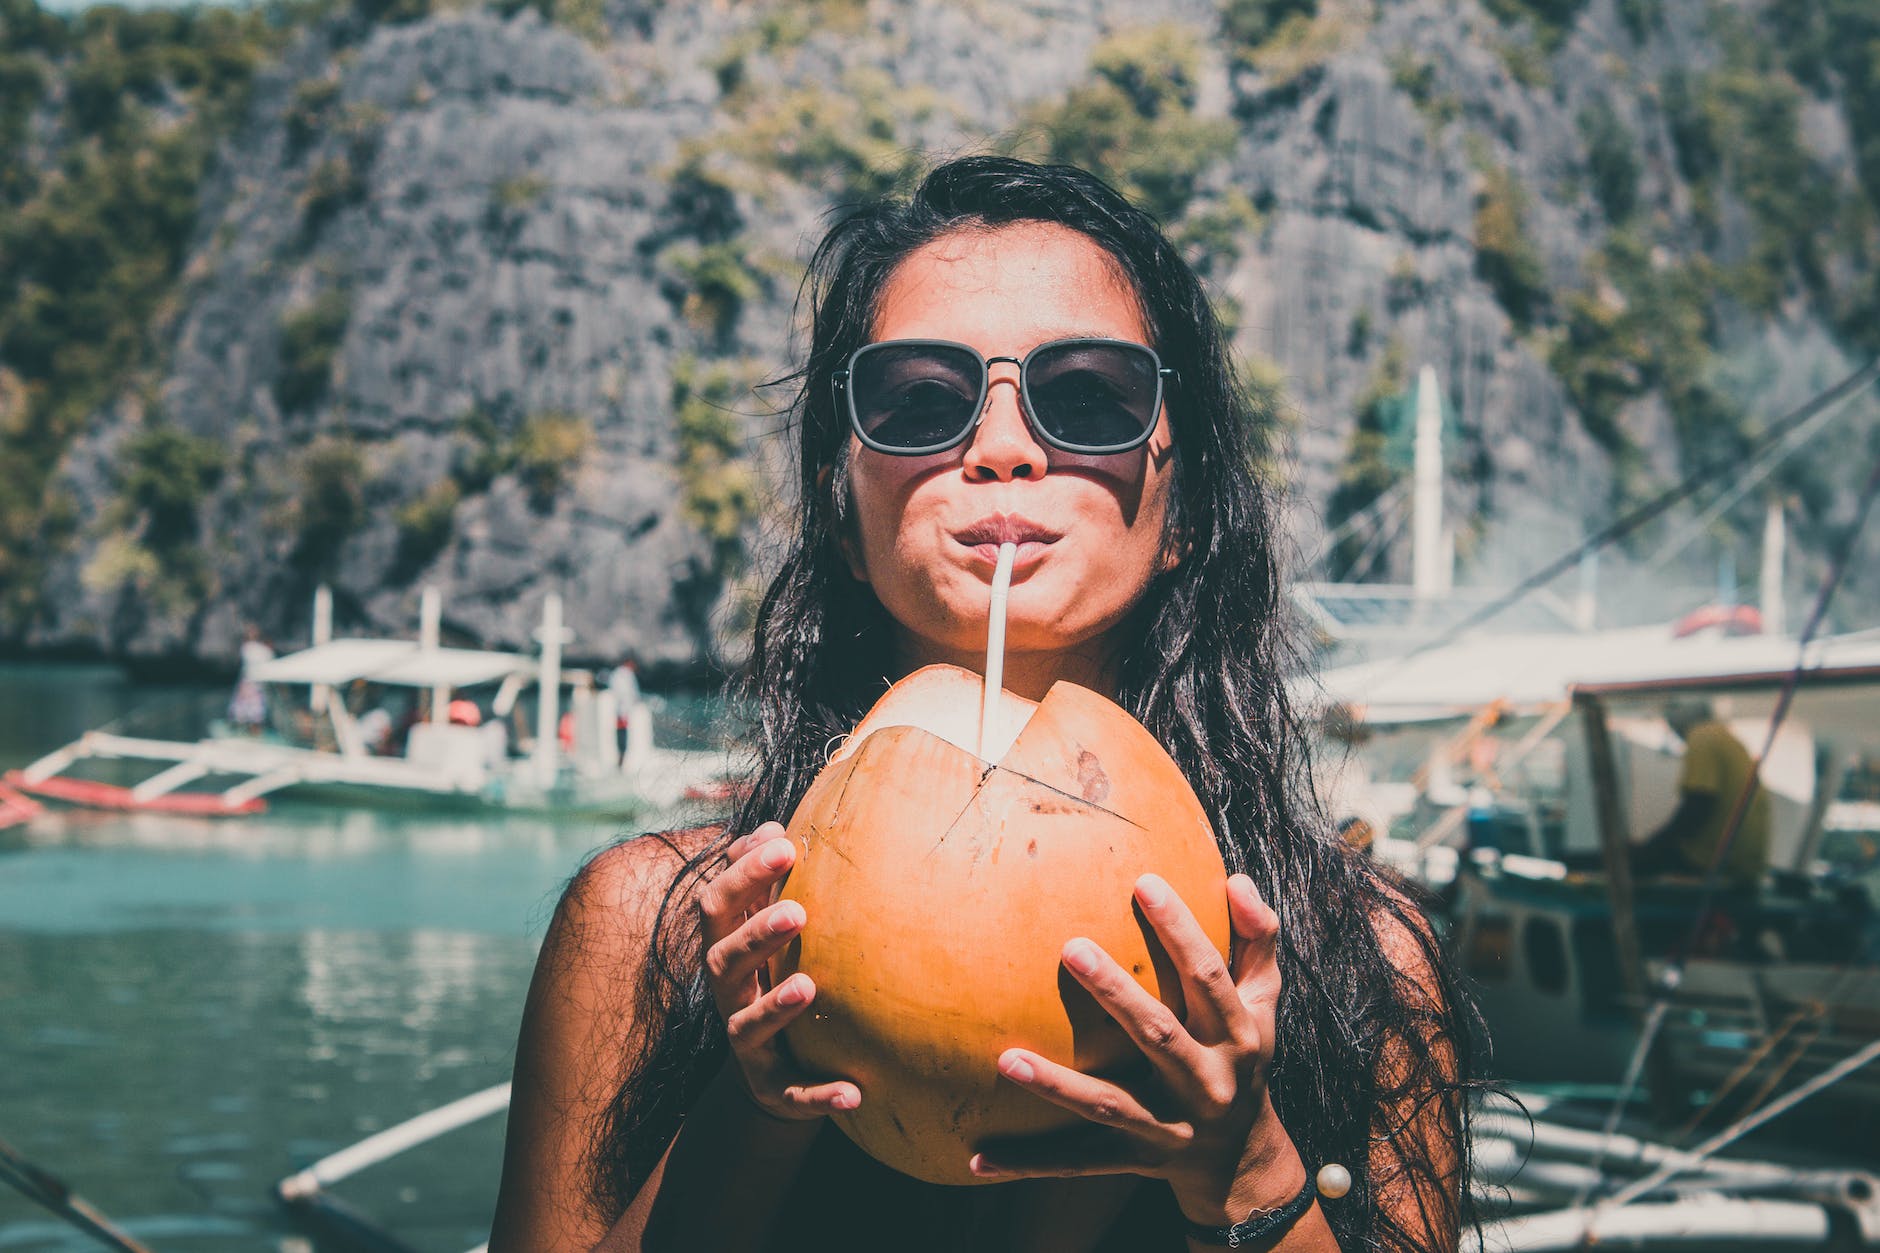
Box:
[559,824,728,942]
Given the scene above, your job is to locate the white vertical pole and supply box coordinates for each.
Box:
[1412,364,1445,601]
[1576,550,1599,632]
[421,587,447,725]
[311,584,335,713]
[1760,499,1786,637]
[534,593,563,788]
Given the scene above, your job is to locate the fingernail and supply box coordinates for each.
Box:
[760,838,793,870]
[776,975,807,1005]
[999,1051,1034,1083]
[832,1088,859,1111]
[1136,873,1169,907]
[769,902,804,934]
[1063,939,1098,975]
[969,1154,1006,1177]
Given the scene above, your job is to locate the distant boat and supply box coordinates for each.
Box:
[4,587,739,820]
[1315,617,1880,1132]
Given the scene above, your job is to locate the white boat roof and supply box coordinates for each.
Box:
[248,639,537,689]
[1318,625,1880,729]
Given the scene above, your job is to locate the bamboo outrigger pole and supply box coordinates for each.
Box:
[0,1134,158,1253]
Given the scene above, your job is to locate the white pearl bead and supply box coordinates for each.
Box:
[1317,1162,1352,1199]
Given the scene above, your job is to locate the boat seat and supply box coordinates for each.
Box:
[405,724,490,789]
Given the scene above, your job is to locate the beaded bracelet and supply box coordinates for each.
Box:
[1182,1163,1350,1249]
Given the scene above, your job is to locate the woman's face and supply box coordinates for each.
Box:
[840,223,1179,691]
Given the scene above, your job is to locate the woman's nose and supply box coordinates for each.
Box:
[961,371,1047,481]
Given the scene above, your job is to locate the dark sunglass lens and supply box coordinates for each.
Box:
[851,344,981,450]
[1025,342,1159,449]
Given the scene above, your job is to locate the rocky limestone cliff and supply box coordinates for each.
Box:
[7,0,1877,672]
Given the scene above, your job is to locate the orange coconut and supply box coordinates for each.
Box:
[773,664,1227,1186]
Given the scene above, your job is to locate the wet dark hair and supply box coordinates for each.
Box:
[585,155,1483,1251]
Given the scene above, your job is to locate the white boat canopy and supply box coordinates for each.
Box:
[248,639,542,690]
[1316,625,1880,731]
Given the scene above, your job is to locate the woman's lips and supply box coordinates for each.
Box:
[960,538,1052,570]
[950,514,1062,572]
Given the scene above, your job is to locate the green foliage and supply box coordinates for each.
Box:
[1220,0,1316,50]
[117,425,224,550]
[289,435,365,574]
[1578,100,1639,223]
[493,0,612,44]
[275,289,351,414]
[1617,0,1656,42]
[1482,0,1587,51]
[300,152,366,236]
[1473,165,1549,328]
[1548,232,1751,471]
[492,172,550,212]
[1021,26,1234,223]
[1662,39,1841,312]
[1388,48,1459,128]
[0,49,48,205]
[1764,0,1880,347]
[484,172,550,238]
[1174,189,1263,278]
[1494,35,1552,89]
[711,70,936,206]
[512,411,590,511]
[85,422,225,605]
[285,75,339,159]
[353,0,431,27]
[671,356,758,583]
[667,240,767,343]
[449,407,509,493]
[394,476,459,573]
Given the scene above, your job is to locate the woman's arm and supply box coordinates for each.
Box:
[489,833,698,1250]
[491,825,862,1253]
[1367,898,1464,1253]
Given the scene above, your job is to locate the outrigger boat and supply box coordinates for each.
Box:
[5,588,738,820]
[1318,621,1880,1128]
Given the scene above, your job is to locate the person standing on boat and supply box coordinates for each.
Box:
[490,158,1480,1253]
[1630,697,1771,889]
[228,624,273,734]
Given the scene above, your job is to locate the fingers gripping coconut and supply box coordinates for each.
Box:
[697,822,860,1121]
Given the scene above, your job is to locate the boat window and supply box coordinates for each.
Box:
[1523,917,1570,995]
[1463,916,1512,980]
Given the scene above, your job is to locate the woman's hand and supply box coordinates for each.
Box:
[968,872,1302,1224]
[698,821,861,1121]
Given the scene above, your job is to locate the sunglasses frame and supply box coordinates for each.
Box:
[833,336,1175,457]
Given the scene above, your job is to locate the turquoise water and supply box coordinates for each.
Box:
[0,663,721,1251]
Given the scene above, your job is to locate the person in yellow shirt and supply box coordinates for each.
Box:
[1631,697,1771,889]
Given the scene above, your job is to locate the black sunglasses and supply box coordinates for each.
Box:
[833,337,1175,457]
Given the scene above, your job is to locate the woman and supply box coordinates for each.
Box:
[490,157,1478,1252]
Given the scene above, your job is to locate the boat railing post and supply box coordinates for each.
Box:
[625,700,654,772]
[595,688,621,771]
[533,594,564,789]
[1791,744,1848,874]
[1577,692,1647,1005]
[1577,690,1682,1118]
[421,587,447,725]
[310,584,334,715]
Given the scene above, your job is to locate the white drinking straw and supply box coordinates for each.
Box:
[979,542,1017,759]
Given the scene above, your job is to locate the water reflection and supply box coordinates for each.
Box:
[0,666,725,1250]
